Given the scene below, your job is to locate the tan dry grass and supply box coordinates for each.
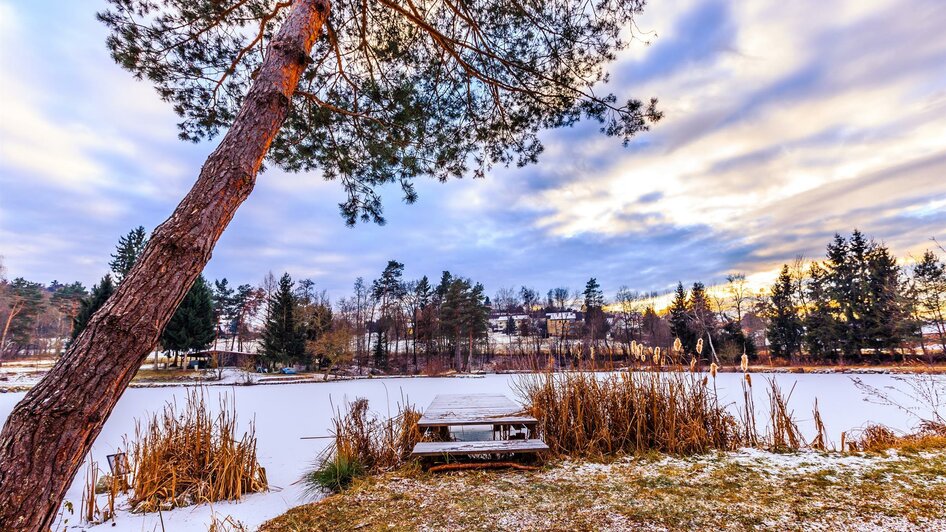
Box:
[848,421,946,453]
[126,389,267,512]
[515,371,741,457]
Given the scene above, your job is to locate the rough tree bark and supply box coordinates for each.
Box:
[0,1,329,529]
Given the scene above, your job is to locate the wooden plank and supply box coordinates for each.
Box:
[411,439,549,457]
[418,393,537,427]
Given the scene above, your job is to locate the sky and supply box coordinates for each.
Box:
[1,0,945,301]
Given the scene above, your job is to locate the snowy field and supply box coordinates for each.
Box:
[0,372,942,531]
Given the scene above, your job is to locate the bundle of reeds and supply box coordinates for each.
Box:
[848,421,946,452]
[304,398,424,493]
[127,389,268,512]
[766,379,803,451]
[516,371,741,457]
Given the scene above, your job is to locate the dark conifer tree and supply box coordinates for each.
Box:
[212,278,236,340]
[668,282,692,353]
[371,260,406,366]
[71,275,115,342]
[1,279,45,357]
[108,226,148,281]
[50,282,87,343]
[804,263,843,361]
[911,250,946,353]
[260,273,305,369]
[583,278,605,310]
[160,276,215,362]
[864,244,916,357]
[689,282,719,362]
[766,265,804,360]
[413,276,434,359]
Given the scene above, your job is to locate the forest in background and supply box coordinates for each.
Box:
[1,229,944,372]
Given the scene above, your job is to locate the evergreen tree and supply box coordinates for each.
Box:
[71,275,115,342]
[719,320,757,360]
[260,273,305,368]
[108,226,148,281]
[766,265,804,360]
[413,276,435,357]
[160,275,215,359]
[689,282,718,361]
[863,244,916,356]
[911,250,946,353]
[371,260,406,367]
[212,278,236,340]
[581,277,607,356]
[231,283,262,350]
[461,281,490,370]
[667,283,692,353]
[50,282,87,344]
[583,278,604,310]
[804,263,843,361]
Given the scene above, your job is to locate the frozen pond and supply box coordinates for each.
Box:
[0,371,941,531]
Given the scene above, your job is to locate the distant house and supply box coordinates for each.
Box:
[489,314,530,332]
[546,311,582,338]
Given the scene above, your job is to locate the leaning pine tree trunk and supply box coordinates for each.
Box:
[0,1,329,529]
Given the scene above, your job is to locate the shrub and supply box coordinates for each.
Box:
[302,454,366,493]
[126,389,268,512]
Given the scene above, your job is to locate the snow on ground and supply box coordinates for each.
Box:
[0,372,942,530]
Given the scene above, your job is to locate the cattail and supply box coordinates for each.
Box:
[696,338,704,355]
[689,356,697,372]
[740,353,749,373]
[744,373,752,387]
[672,337,682,353]
[709,362,718,378]
[653,347,661,365]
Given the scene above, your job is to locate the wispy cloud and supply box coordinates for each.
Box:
[1,0,943,299]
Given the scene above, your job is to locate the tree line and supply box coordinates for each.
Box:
[2,229,943,369]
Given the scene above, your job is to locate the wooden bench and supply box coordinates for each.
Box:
[411,393,548,460]
[417,393,538,439]
[411,439,549,457]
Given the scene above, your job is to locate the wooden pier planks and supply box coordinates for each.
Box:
[417,393,537,427]
[412,439,549,457]
[412,393,547,458]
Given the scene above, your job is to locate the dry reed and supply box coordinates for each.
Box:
[766,379,803,451]
[515,371,741,457]
[810,399,828,450]
[304,398,425,493]
[126,389,268,512]
[847,421,946,452]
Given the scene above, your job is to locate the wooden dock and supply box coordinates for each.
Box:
[412,393,548,459]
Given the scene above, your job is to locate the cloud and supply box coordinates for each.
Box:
[1,0,944,299]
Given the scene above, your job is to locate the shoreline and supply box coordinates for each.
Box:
[3,363,946,394]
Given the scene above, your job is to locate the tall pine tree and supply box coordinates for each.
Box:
[160,275,215,363]
[689,282,719,362]
[260,273,305,369]
[108,226,148,281]
[864,244,916,357]
[667,282,693,353]
[766,265,804,360]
